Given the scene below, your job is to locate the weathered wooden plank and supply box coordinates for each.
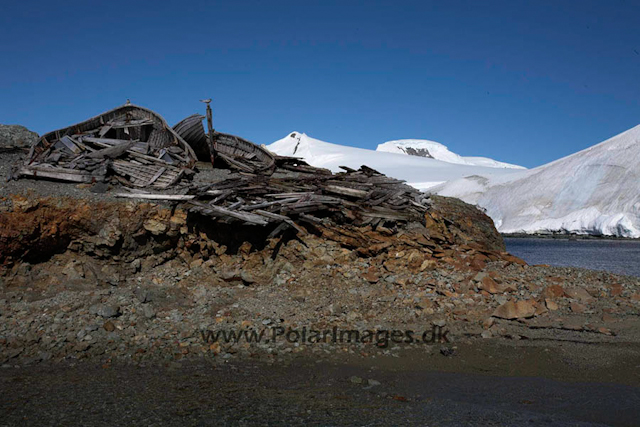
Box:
[298,213,325,224]
[361,210,411,221]
[240,197,300,211]
[281,204,328,214]
[82,136,149,155]
[146,167,166,186]
[19,167,92,183]
[267,222,290,239]
[266,192,315,198]
[323,185,369,198]
[210,190,233,205]
[338,165,357,173]
[218,153,255,173]
[157,169,183,189]
[87,141,135,159]
[107,118,154,128]
[114,193,195,201]
[59,136,83,154]
[25,165,91,176]
[189,202,269,225]
[227,200,244,210]
[254,209,306,234]
[205,189,228,196]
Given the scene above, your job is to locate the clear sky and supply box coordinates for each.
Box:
[1,0,639,168]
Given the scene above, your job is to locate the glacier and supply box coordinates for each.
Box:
[267,132,523,191]
[432,125,640,238]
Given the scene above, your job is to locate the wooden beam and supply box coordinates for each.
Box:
[19,167,92,183]
[114,193,195,201]
[254,210,306,234]
[323,185,369,198]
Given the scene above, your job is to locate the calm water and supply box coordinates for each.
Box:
[505,238,640,278]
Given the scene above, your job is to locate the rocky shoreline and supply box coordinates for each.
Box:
[1,191,639,368]
[502,232,640,241]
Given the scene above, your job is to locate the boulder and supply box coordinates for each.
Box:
[565,287,594,303]
[492,300,535,319]
[542,284,565,299]
[0,124,38,150]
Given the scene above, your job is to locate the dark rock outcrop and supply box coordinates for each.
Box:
[0,124,38,151]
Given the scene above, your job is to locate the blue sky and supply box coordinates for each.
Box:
[1,0,639,168]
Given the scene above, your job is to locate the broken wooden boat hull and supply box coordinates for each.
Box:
[20,103,197,188]
[213,132,276,175]
[173,114,276,174]
[172,114,209,161]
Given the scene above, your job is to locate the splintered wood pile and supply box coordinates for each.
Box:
[18,103,197,189]
[120,158,432,239]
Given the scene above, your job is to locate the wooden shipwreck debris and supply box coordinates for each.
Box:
[18,102,197,188]
[14,99,441,247]
[173,102,276,175]
[117,163,434,243]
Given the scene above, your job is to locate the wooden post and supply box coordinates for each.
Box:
[201,99,215,164]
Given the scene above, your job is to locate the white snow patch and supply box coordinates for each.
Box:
[267,132,522,191]
[377,139,525,169]
[432,124,640,238]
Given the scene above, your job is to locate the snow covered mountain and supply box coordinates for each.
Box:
[376,139,525,169]
[267,132,523,191]
[432,125,640,238]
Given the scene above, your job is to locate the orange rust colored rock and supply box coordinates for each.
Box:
[383,258,405,273]
[570,302,586,313]
[478,276,516,294]
[535,304,548,316]
[542,285,565,299]
[609,283,623,297]
[469,257,486,271]
[492,300,536,320]
[564,287,595,302]
[362,268,380,283]
[545,299,559,311]
[501,253,527,266]
[479,276,501,294]
[0,197,171,265]
[406,250,425,273]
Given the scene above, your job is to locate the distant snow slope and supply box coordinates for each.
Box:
[267,132,523,191]
[377,139,525,169]
[432,125,640,238]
